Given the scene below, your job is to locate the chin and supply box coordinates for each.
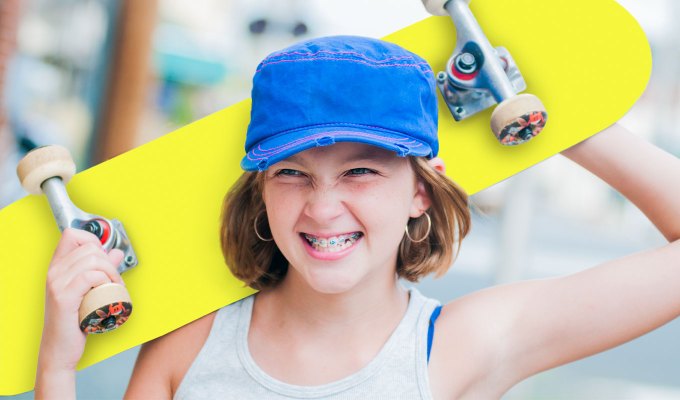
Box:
[304,268,363,295]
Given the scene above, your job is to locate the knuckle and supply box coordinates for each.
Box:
[84,242,103,253]
[84,254,101,267]
[46,268,59,282]
[81,229,101,243]
[64,228,85,242]
[47,285,71,306]
[77,271,101,289]
[66,227,99,243]
[52,291,70,304]
[62,227,77,239]
[46,282,60,298]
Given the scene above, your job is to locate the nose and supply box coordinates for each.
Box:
[303,183,345,225]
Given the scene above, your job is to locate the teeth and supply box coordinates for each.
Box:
[303,233,362,252]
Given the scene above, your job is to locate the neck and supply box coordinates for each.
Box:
[256,269,409,334]
[248,268,412,385]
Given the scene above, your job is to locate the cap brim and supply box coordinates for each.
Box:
[241,126,434,171]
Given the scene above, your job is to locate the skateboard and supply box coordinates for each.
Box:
[0,0,651,394]
[423,0,547,145]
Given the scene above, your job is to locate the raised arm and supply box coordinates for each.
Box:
[503,124,680,383]
[431,124,680,398]
[562,123,680,241]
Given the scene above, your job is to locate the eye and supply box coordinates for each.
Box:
[275,168,303,177]
[345,168,375,176]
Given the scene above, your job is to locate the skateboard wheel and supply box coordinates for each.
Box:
[79,282,133,334]
[16,145,76,195]
[490,94,547,146]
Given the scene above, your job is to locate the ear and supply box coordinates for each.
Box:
[410,178,433,219]
[428,157,446,174]
[409,157,445,218]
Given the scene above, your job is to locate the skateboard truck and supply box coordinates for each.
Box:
[16,145,137,334]
[423,0,548,145]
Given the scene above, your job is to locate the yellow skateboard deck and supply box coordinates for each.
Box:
[0,0,650,394]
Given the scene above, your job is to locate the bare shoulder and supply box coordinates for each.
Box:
[124,311,217,399]
[427,282,538,399]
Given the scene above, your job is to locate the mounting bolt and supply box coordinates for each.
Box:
[518,127,533,140]
[101,316,116,330]
[455,52,477,74]
[82,220,102,238]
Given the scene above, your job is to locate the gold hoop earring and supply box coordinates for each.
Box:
[405,212,432,243]
[253,211,273,242]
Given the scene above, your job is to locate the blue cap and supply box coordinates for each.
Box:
[241,36,439,171]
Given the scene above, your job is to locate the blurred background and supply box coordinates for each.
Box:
[1,0,679,398]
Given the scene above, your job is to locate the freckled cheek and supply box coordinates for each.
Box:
[350,191,410,241]
[263,187,306,237]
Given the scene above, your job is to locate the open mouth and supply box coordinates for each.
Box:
[301,232,363,253]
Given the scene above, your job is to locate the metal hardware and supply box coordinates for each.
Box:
[41,177,138,274]
[437,0,526,121]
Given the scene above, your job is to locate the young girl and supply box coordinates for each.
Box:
[35,36,680,399]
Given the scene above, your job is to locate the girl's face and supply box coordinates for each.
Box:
[262,142,431,294]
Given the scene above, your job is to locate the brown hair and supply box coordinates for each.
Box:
[220,157,471,290]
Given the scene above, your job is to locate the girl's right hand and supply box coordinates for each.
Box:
[37,228,124,374]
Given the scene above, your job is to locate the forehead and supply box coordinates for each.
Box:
[283,142,401,165]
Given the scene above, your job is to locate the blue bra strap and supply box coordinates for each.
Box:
[427,305,443,363]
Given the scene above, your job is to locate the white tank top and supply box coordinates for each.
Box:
[173,287,440,399]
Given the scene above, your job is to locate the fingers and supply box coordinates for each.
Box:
[64,251,122,287]
[69,270,114,299]
[47,269,114,309]
[51,228,102,263]
[47,229,127,301]
[46,255,124,316]
[50,241,106,275]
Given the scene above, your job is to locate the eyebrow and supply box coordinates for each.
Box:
[344,147,395,163]
[285,154,304,164]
